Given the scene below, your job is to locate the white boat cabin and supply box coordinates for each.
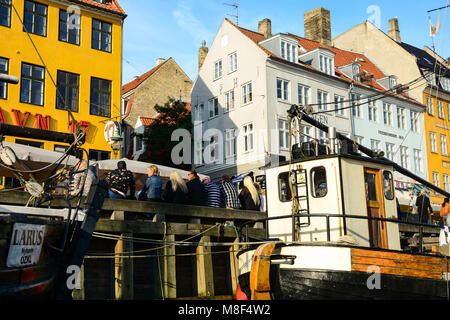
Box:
[265,154,401,250]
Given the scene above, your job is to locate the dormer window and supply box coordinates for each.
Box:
[319,55,334,76]
[440,77,450,92]
[281,41,297,63]
[390,77,397,89]
[376,75,398,90]
[352,64,360,81]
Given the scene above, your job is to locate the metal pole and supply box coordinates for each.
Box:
[0,123,83,145]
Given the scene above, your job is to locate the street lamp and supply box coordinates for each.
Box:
[110,126,122,159]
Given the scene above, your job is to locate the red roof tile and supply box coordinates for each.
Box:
[140,103,191,127]
[69,0,126,16]
[122,59,169,95]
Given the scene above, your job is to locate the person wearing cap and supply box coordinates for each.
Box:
[202,177,221,208]
[415,189,433,224]
[105,160,135,199]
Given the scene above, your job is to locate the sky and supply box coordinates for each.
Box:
[119,0,450,85]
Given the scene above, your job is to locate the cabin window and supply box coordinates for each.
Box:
[311,166,327,198]
[278,172,292,202]
[383,171,394,200]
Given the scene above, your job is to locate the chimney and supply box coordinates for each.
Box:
[198,40,208,71]
[258,18,272,39]
[156,58,166,66]
[388,18,401,42]
[304,7,332,47]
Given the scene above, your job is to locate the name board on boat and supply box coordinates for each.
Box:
[6,223,46,268]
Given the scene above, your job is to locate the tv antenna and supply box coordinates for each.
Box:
[224,0,239,26]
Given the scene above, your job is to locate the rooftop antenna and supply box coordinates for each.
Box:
[224,0,239,26]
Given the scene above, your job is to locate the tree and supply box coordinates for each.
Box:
[140,98,192,170]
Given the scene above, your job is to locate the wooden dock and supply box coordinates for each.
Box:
[0,191,267,300]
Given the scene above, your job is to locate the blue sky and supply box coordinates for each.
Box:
[119,0,450,84]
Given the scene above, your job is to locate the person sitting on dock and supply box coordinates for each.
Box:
[219,174,241,209]
[440,198,450,226]
[162,171,188,204]
[144,165,162,201]
[239,176,261,211]
[186,170,207,206]
[105,161,135,199]
[202,177,221,208]
[416,189,433,224]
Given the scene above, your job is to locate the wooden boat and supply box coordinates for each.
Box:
[236,105,450,300]
[0,124,107,299]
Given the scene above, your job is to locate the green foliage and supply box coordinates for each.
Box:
[140,97,192,169]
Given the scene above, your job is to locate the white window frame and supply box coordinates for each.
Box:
[228,52,237,74]
[444,174,450,193]
[397,107,406,130]
[410,111,419,133]
[433,172,440,189]
[298,84,309,106]
[317,90,328,111]
[386,143,395,161]
[430,132,437,153]
[281,41,297,63]
[438,100,444,119]
[383,102,392,126]
[427,96,434,115]
[208,97,219,119]
[414,149,422,173]
[400,146,409,169]
[243,123,254,152]
[224,90,235,112]
[368,99,377,122]
[301,125,311,143]
[277,78,289,102]
[241,82,252,105]
[441,134,448,156]
[370,139,380,152]
[0,57,8,100]
[214,59,222,80]
[278,118,290,150]
[351,93,361,118]
[334,94,345,116]
[225,129,236,158]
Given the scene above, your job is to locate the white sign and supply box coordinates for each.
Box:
[7,223,46,268]
[104,121,120,145]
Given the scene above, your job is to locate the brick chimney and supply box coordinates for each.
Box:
[198,40,208,71]
[304,7,332,47]
[258,18,272,39]
[388,18,401,43]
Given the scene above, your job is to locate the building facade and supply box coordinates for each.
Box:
[0,0,126,170]
[334,18,450,204]
[191,8,427,187]
[121,57,192,160]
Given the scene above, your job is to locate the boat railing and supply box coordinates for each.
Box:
[239,212,446,254]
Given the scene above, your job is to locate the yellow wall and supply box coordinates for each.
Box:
[423,93,450,205]
[0,0,123,157]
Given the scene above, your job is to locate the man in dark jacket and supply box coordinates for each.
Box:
[186,170,207,206]
[416,189,433,224]
[105,161,135,199]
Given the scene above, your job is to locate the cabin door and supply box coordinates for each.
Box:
[363,168,388,249]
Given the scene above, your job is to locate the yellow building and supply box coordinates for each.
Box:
[0,0,126,175]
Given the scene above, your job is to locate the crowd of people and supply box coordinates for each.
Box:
[102,161,266,212]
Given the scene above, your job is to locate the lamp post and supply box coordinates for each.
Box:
[110,126,122,159]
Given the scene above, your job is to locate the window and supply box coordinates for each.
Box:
[441,77,450,92]
[370,139,380,152]
[383,171,394,200]
[413,149,422,173]
[279,119,290,150]
[355,135,364,146]
[317,90,328,111]
[56,70,79,112]
[224,90,235,112]
[430,132,437,153]
[438,100,444,119]
[368,99,377,122]
[351,93,361,118]
[194,103,204,122]
[277,79,289,101]
[92,18,112,52]
[208,97,219,118]
[386,143,395,161]
[301,125,311,143]
[319,55,334,75]
[59,9,80,45]
[90,77,111,117]
[410,111,419,133]
[89,149,110,161]
[225,129,236,158]
[24,1,47,36]
[0,57,8,99]
[426,72,436,87]
[334,95,345,116]
[0,0,11,27]
[20,63,45,105]
[397,107,406,129]
[213,59,222,80]
[281,41,297,63]
[383,102,392,126]
[400,146,409,169]
[311,166,327,198]
[433,172,440,189]
[135,135,143,152]
[427,96,434,115]
[228,52,237,73]
[441,134,448,156]
[278,172,292,202]
[241,82,252,105]
[208,135,219,162]
[444,174,450,193]
[243,123,253,152]
[298,84,309,106]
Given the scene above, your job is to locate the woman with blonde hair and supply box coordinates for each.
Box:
[239,176,260,211]
[163,171,188,204]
